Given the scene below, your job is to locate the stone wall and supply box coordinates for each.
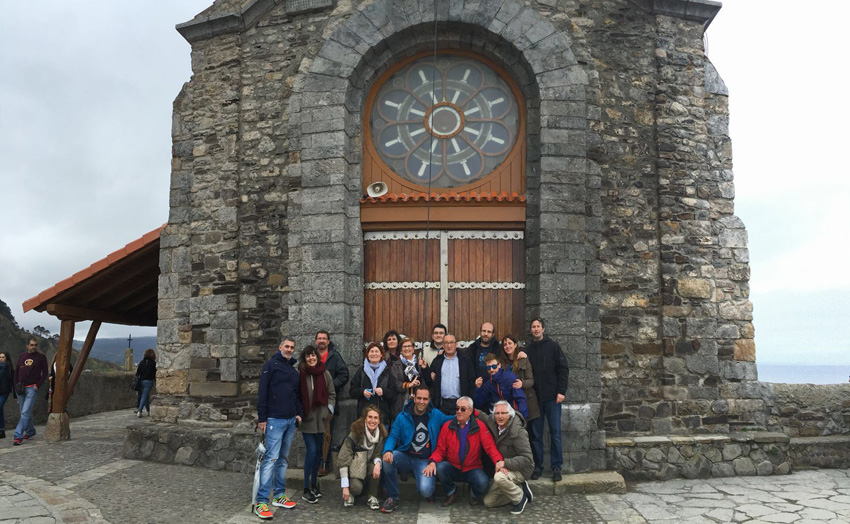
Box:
[606,432,791,481]
[2,371,137,429]
[763,383,850,437]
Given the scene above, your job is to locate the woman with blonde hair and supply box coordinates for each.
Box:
[337,405,387,509]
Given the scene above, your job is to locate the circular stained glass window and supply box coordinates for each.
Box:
[369,55,520,188]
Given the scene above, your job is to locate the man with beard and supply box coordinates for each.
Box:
[315,330,349,476]
[379,385,453,513]
[464,322,501,380]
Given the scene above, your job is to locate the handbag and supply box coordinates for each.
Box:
[130,376,141,391]
[344,437,370,480]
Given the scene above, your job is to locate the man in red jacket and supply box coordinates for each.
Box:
[423,396,503,507]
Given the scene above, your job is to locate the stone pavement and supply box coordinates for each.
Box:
[1,410,849,524]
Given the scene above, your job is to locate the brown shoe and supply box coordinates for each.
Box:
[317,466,330,477]
[468,496,479,506]
[442,493,457,507]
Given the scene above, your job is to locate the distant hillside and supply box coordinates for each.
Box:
[0,298,119,372]
[73,336,157,366]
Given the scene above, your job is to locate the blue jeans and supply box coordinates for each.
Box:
[382,451,435,500]
[14,386,38,440]
[0,393,8,429]
[435,462,490,499]
[302,432,323,489]
[530,399,563,471]
[138,380,154,413]
[257,417,297,503]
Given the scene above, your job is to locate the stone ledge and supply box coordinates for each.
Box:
[788,434,850,470]
[555,472,626,494]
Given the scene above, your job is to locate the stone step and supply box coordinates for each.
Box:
[274,469,626,498]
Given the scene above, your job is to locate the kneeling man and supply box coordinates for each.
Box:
[380,385,453,513]
[423,396,503,506]
[482,400,534,514]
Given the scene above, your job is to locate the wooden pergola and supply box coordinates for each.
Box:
[22,224,163,440]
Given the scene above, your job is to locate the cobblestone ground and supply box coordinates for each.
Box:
[2,410,849,523]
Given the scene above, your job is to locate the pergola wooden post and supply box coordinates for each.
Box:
[22,224,163,442]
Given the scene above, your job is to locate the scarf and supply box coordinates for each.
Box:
[300,360,328,415]
[363,358,387,391]
[400,355,420,382]
[362,424,380,453]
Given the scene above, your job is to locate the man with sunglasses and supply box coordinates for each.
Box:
[473,354,528,418]
[423,396,503,507]
[12,338,47,445]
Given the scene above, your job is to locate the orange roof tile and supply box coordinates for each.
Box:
[22,224,166,314]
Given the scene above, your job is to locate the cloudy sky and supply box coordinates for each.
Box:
[1,2,847,370]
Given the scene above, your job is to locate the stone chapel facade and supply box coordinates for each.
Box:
[154,0,760,472]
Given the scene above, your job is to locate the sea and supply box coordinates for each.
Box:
[757,364,849,385]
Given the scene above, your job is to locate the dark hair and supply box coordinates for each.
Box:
[412,384,431,397]
[315,330,330,340]
[530,317,545,329]
[362,342,385,360]
[382,330,401,357]
[0,352,13,375]
[143,348,156,360]
[432,323,447,334]
[298,345,319,368]
[499,335,521,369]
[28,338,38,346]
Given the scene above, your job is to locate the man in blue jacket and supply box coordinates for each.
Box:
[473,354,529,419]
[379,385,453,513]
[254,338,303,519]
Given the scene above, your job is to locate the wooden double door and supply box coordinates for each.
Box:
[363,230,525,345]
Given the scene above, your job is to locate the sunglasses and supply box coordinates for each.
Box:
[486,364,499,370]
[455,406,469,412]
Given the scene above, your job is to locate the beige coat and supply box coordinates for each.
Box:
[298,369,336,434]
[510,357,539,421]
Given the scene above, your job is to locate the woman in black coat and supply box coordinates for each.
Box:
[350,342,396,427]
[135,348,157,418]
[0,352,15,438]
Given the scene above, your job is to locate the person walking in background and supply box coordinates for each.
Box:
[0,352,16,439]
[13,338,47,445]
[254,338,303,519]
[315,330,348,477]
[337,405,387,509]
[135,349,157,418]
[526,318,569,482]
[297,345,335,504]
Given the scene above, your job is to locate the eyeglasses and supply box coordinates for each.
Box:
[494,412,509,416]
[455,406,469,413]
[486,364,499,370]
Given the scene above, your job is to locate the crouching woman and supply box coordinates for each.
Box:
[337,405,386,510]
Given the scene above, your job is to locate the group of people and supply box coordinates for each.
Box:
[252,318,569,520]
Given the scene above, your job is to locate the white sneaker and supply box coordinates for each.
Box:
[344,495,354,507]
[368,496,380,510]
[137,411,142,418]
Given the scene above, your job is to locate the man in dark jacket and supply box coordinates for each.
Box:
[379,385,453,513]
[526,318,569,482]
[13,338,47,445]
[423,396,503,506]
[464,322,501,380]
[481,401,534,514]
[427,334,476,415]
[316,330,349,476]
[254,338,303,518]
